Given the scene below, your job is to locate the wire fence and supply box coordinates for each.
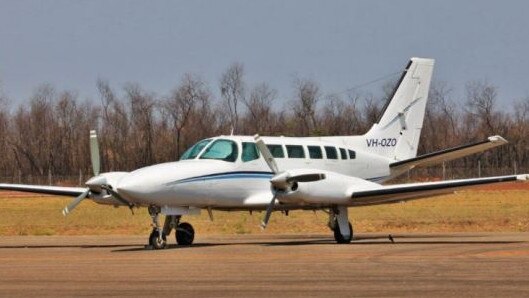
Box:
[0,161,524,187]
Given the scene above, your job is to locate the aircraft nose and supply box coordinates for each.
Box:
[117,178,148,201]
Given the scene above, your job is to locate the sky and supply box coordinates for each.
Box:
[1,0,529,107]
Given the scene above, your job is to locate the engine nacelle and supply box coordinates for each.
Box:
[86,171,129,206]
[277,170,382,205]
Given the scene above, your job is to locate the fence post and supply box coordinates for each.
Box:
[478,160,481,178]
[442,162,446,180]
[514,159,517,175]
[79,169,82,186]
[48,168,52,185]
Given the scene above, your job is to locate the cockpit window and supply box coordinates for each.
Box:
[242,142,260,162]
[180,139,212,160]
[200,139,238,162]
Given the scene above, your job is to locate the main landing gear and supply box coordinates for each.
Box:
[328,206,353,244]
[147,205,195,249]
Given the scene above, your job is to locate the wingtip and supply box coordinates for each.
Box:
[488,135,508,144]
[516,174,529,181]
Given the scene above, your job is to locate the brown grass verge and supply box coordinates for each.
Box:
[0,188,528,236]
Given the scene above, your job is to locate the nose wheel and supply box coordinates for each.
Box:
[149,229,167,249]
[147,205,167,249]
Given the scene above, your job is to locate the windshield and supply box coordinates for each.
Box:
[199,139,238,162]
[180,139,212,160]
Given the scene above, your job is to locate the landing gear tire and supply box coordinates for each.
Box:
[333,221,353,244]
[176,222,195,246]
[149,230,167,249]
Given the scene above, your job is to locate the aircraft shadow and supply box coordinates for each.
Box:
[0,234,523,252]
[110,234,527,252]
[0,244,140,249]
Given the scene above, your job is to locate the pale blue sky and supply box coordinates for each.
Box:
[1,0,528,106]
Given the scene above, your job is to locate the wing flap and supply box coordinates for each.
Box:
[390,135,508,178]
[351,174,526,206]
[0,184,87,197]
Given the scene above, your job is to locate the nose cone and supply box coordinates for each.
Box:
[116,160,236,203]
[115,162,179,202]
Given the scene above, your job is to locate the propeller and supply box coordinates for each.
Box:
[101,185,135,212]
[62,189,89,216]
[254,134,279,174]
[90,130,100,176]
[254,134,280,229]
[62,130,101,216]
[254,134,328,229]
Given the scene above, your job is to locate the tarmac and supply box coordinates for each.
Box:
[0,233,528,297]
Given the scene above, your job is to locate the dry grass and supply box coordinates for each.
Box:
[0,189,528,236]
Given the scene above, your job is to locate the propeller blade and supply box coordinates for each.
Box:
[254,134,279,174]
[90,130,100,176]
[62,189,90,216]
[260,195,277,229]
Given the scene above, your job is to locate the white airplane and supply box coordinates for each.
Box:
[1,57,525,249]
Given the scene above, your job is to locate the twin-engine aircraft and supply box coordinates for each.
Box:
[1,57,525,249]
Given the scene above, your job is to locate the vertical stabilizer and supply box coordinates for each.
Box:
[364,57,435,161]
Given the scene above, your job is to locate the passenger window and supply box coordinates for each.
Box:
[286,145,305,158]
[242,142,260,162]
[339,148,347,159]
[324,146,338,159]
[266,144,285,158]
[308,146,323,159]
[348,150,356,159]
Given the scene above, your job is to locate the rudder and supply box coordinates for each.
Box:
[364,57,435,161]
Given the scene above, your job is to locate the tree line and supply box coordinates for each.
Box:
[0,63,527,184]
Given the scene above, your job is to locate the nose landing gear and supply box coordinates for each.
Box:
[148,205,167,249]
[147,205,196,249]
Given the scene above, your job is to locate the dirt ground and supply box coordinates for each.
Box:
[0,233,528,297]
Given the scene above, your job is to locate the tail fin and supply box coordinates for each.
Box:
[364,57,435,161]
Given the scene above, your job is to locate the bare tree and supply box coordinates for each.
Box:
[465,80,498,136]
[292,78,320,136]
[164,74,209,158]
[220,62,245,133]
[241,83,277,134]
[125,83,157,167]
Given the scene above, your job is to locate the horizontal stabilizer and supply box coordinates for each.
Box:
[389,135,508,178]
[351,174,527,206]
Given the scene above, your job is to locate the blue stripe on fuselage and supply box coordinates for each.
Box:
[166,171,274,186]
[166,171,387,186]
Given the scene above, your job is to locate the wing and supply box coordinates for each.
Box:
[350,174,526,207]
[0,183,87,197]
[389,135,507,178]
